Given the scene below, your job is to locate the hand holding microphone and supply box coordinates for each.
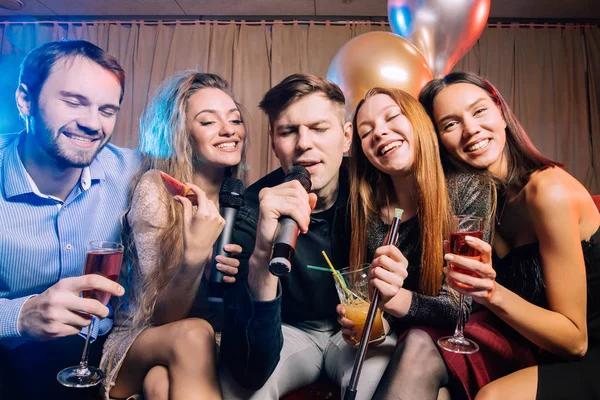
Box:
[268,165,312,276]
[208,177,245,302]
[248,165,314,301]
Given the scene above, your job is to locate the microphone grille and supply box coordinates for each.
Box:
[219,178,245,208]
[284,165,312,192]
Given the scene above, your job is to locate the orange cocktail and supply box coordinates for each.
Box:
[343,300,385,347]
[334,264,386,347]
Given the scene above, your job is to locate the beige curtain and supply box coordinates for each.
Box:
[453,26,594,191]
[585,28,600,193]
[0,21,598,190]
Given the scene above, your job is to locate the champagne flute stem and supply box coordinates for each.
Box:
[453,294,465,339]
[76,320,94,376]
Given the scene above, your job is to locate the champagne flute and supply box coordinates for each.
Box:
[57,241,124,388]
[437,215,483,354]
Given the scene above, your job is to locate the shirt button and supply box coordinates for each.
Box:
[66,244,73,250]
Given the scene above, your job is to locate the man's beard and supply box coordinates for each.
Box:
[30,114,107,168]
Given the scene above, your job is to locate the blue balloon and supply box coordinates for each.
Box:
[388,6,413,38]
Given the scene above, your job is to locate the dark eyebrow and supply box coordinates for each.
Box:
[194,109,217,119]
[194,108,240,120]
[275,123,298,133]
[436,97,487,126]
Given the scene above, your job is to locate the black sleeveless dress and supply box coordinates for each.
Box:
[494,228,600,399]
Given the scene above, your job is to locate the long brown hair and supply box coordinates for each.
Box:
[419,72,561,190]
[349,88,450,296]
[120,71,248,329]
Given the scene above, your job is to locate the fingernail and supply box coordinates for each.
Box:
[465,236,474,242]
[443,267,449,274]
[118,285,125,295]
[215,255,223,262]
[444,254,454,261]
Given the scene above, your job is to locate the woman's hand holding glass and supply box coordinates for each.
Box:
[336,245,409,347]
[443,235,497,304]
[337,304,360,346]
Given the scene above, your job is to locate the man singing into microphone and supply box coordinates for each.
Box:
[221,74,395,398]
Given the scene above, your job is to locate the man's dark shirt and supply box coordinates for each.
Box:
[221,167,350,389]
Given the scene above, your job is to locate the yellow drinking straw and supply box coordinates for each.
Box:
[321,250,356,299]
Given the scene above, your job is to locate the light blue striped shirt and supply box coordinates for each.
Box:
[0,132,141,347]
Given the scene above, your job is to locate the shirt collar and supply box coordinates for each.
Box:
[87,155,105,184]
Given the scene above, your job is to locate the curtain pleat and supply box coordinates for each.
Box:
[0,21,598,188]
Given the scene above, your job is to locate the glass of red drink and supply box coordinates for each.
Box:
[57,241,124,388]
[437,215,483,354]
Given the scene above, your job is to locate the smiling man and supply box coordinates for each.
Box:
[0,40,140,399]
[221,73,365,398]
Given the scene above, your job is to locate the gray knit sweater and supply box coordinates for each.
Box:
[367,172,493,328]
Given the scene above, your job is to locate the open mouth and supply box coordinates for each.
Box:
[214,141,238,150]
[465,139,490,153]
[379,140,404,156]
[296,161,320,171]
[62,131,98,147]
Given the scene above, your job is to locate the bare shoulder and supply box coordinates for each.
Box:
[524,168,599,229]
[526,168,587,202]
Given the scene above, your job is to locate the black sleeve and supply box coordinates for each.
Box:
[221,205,284,389]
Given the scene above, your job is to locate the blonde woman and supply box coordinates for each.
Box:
[100,72,247,400]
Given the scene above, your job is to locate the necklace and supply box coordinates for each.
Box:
[496,192,508,226]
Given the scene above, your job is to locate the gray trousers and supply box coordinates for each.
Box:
[220,321,397,400]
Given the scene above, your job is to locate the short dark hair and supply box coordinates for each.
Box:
[19,40,125,104]
[259,73,346,130]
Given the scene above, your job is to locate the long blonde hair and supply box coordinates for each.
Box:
[121,71,247,329]
[349,88,450,296]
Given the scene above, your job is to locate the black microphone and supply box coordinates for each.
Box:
[268,165,312,277]
[208,177,245,303]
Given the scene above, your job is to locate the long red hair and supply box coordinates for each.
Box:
[349,88,450,296]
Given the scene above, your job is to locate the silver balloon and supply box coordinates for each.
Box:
[388,0,490,78]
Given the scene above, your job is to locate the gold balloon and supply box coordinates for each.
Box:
[327,31,433,119]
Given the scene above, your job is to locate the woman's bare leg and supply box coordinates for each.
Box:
[475,366,538,400]
[109,318,220,400]
[143,366,169,400]
[437,387,451,400]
